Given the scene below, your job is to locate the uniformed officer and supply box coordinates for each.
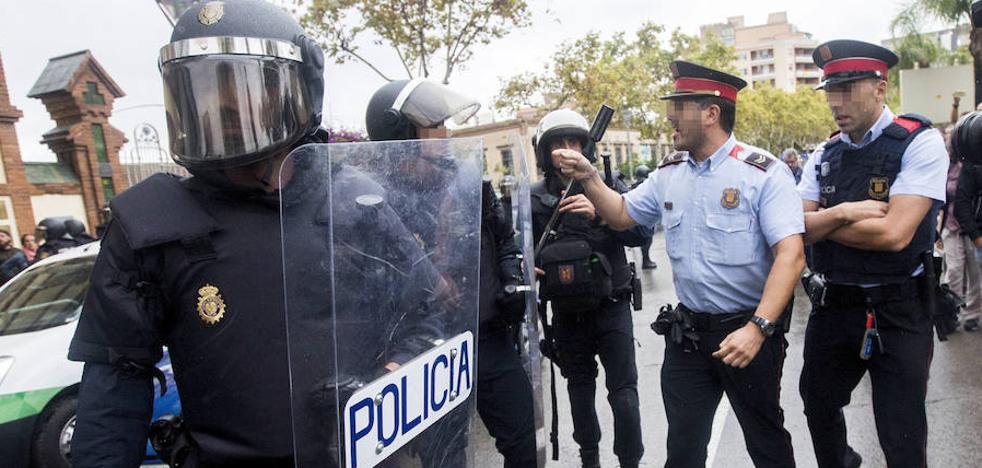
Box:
[798,40,948,468]
[631,165,656,269]
[364,80,538,468]
[67,2,442,466]
[558,61,804,468]
[531,108,647,468]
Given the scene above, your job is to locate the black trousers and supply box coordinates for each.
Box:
[661,313,795,468]
[799,296,934,468]
[476,326,538,468]
[553,299,644,465]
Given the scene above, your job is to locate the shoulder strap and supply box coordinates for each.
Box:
[658,152,686,168]
[110,173,220,250]
[737,150,777,172]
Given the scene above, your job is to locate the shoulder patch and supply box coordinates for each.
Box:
[739,152,776,172]
[658,152,686,168]
[892,116,923,134]
[899,113,932,128]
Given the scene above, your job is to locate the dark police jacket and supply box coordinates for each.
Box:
[530,174,650,299]
[812,114,936,284]
[68,156,444,466]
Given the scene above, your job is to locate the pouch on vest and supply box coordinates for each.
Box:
[538,238,612,312]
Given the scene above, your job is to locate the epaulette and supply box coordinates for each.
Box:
[739,151,777,172]
[829,130,841,140]
[658,152,686,168]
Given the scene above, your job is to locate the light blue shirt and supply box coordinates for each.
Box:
[624,135,805,314]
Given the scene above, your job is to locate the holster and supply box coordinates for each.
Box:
[149,415,198,468]
[650,304,700,351]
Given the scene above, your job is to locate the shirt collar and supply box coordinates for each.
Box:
[840,105,894,148]
[687,134,737,171]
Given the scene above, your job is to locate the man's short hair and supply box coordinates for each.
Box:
[780,149,799,161]
[696,96,736,134]
[0,229,10,237]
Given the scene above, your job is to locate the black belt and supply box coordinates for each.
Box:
[825,278,923,306]
[677,303,754,332]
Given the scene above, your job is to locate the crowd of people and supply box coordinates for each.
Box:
[55,1,982,467]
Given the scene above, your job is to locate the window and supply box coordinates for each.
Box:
[92,124,108,162]
[614,144,624,165]
[499,147,514,172]
[0,197,17,247]
[0,256,96,336]
[101,177,115,202]
[84,81,105,105]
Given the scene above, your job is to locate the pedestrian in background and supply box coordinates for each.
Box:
[20,234,37,263]
[941,124,981,332]
[781,148,803,185]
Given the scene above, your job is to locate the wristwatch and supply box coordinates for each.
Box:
[750,315,777,337]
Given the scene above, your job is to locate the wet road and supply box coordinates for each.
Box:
[475,231,982,467]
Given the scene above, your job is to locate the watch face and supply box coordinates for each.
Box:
[752,316,775,336]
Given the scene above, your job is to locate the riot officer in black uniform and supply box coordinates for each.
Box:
[33,217,77,262]
[798,40,949,468]
[630,165,656,269]
[365,79,538,468]
[531,109,647,468]
[68,2,442,467]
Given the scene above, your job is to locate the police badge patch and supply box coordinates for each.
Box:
[721,188,740,209]
[198,1,225,26]
[197,284,226,325]
[868,177,890,200]
[558,265,575,284]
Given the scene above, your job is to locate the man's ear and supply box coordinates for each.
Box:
[875,79,888,103]
[703,103,721,128]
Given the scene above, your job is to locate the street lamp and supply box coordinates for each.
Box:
[155,0,202,26]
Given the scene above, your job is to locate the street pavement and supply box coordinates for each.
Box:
[474,231,982,468]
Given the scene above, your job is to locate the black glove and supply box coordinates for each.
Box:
[496,282,528,324]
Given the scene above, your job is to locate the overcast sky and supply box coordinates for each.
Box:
[0,0,928,162]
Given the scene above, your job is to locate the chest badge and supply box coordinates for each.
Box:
[721,188,741,209]
[868,177,890,200]
[197,284,226,326]
[821,162,831,177]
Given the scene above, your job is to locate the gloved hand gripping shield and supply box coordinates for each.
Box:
[280,138,483,468]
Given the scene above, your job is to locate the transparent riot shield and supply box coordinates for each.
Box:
[281,138,483,468]
[501,135,547,465]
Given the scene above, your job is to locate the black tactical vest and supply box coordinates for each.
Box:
[813,114,936,284]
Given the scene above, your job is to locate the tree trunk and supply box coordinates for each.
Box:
[971,28,982,108]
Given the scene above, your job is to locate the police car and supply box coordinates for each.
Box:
[0,243,181,467]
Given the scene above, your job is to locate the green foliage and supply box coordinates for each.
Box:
[734,84,836,155]
[293,0,530,83]
[494,23,736,142]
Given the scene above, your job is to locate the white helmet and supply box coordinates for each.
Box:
[532,109,590,172]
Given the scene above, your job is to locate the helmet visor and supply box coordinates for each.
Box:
[396,80,481,128]
[162,55,312,167]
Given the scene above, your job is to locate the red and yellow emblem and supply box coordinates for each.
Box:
[197,284,226,326]
[868,177,889,200]
[721,188,741,209]
[558,265,575,284]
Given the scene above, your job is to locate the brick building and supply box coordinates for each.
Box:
[0,49,129,245]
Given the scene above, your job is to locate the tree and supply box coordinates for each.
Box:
[291,0,530,83]
[495,23,735,142]
[895,0,982,106]
[735,84,836,155]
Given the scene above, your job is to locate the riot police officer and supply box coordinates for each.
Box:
[557,61,804,468]
[66,2,433,466]
[631,165,656,269]
[365,79,538,468]
[531,108,647,468]
[798,40,949,468]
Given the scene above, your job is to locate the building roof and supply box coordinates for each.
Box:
[24,162,80,185]
[27,50,124,98]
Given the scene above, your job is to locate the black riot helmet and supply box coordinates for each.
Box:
[532,109,590,174]
[64,219,86,238]
[952,111,982,166]
[634,164,651,181]
[159,0,325,171]
[36,217,68,242]
[365,79,480,141]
